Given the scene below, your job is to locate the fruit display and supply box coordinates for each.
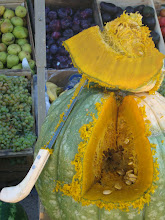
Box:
[0,75,36,151]
[35,85,165,220]
[0,5,35,72]
[0,201,28,220]
[45,6,96,69]
[158,8,165,40]
[100,2,160,48]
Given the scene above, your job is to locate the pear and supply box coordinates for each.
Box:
[28,59,35,69]
[21,43,32,53]
[0,51,7,64]
[0,61,3,69]
[7,54,19,68]
[3,9,15,19]
[12,26,28,38]
[0,43,7,52]
[12,63,22,69]
[0,18,4,26]
[15,6,27,18]
[7,44,21,55]
[0,6,5,16]
[16,38,28,46]
[18,51,31,61]
[2,33,15,45]
[1,19,13,33]
[11,16,23,26]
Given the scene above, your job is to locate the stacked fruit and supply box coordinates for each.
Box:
[0,5,35,73]
[46,7,96,69]
[158,8,165,40]
[100,2,160,48]
[0,75,36,151]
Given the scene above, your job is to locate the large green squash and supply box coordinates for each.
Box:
[35,86,165,220]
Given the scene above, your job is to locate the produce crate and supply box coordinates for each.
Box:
[96,0,165,54]
[0,0,35,73]
[0,70,36,187]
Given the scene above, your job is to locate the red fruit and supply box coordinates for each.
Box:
[160,9,165,17]
[51,31,61,40]
[159,16,165,27]
[161,27,165,38]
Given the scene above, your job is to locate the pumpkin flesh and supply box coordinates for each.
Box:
[83,95,153,203]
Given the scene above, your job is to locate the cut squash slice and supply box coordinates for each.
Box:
[63,13,165,93]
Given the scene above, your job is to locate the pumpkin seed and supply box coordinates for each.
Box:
[114,183,122,190]
[125,180,132,185]
[103,190,112,195]
[129,177,137,183]
[117,170,125,176]
[128,161,133,165]
[124,138,129,144]
[126,170,134,175]
[127,173,137,178]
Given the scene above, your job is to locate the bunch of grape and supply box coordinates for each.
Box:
[0,75,36,151]
[158,78,165,97]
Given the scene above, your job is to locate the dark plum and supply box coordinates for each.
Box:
[81,20,90,29]
[72,24,81,34]
[59,62,69,69]
[100,2,118,15]
[51,31,61,40]
[46,24,51,33]
[125,6,134,13]
[102,12,112,22]
[114,7,124,18]
[50,44,58,55]
[58,46,69,56]
[46,54,53,63]
[46,33,51,41]
[49,20,61,32]
[61,17,72,29]
[56,37,67,46]
[57,8,68,18]
[48,11,57,20]
[73,17,80,25]
[142,16,156,30]
[80,8,93,19]
[134,5,145,14]
[45,7,50,16]
[63,29,74,38]
[46,17,50,25]
[74,10,81,19]
[56,55,68,63]
[66,8,73,17]
[47,38,55,48]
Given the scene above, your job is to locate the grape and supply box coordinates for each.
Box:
[0,75,36,151]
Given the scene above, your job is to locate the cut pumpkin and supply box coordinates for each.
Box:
[63,13,165,92]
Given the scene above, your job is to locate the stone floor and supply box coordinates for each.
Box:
[20,187,39,220]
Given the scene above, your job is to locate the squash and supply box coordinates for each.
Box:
[0,201,28,220]
[35,85,165,220]
[63,13,165,93]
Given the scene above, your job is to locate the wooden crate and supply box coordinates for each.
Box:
[96,0,165,54]
[0,0,35,73]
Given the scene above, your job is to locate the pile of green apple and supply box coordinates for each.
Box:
[0,5,35,73]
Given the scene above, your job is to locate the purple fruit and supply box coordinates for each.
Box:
[57,8,68,18]
[58,46,69,55]
[48,11,57,20]
[59,62,69,69]
[50,44,58,55]
[45,7,50,16]
[56,55,68,63]
[56,37,67,46]
[47,38,55,47]
[73,17,80,25]
[81,20,90,29]
[52,31,61,40]
[80,8,93,19]
[102,12,112,22]
[125,6,134,13]
[61,17,72,29]
[63,29,74,38]
[46,24,51,33]
[72,24,81,34]
[46,17,50,24]
[74,10,81,19]
[47,54,53,62]
[66,8,73,17]
[46,33,51,41]
[49,20,61,32]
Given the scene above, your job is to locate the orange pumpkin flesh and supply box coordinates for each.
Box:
[82,95,153,203]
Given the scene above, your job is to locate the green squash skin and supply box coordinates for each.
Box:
[35,87,165,220]
[0,201,28,220]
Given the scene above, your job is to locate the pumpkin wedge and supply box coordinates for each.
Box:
[63,13,165,93]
